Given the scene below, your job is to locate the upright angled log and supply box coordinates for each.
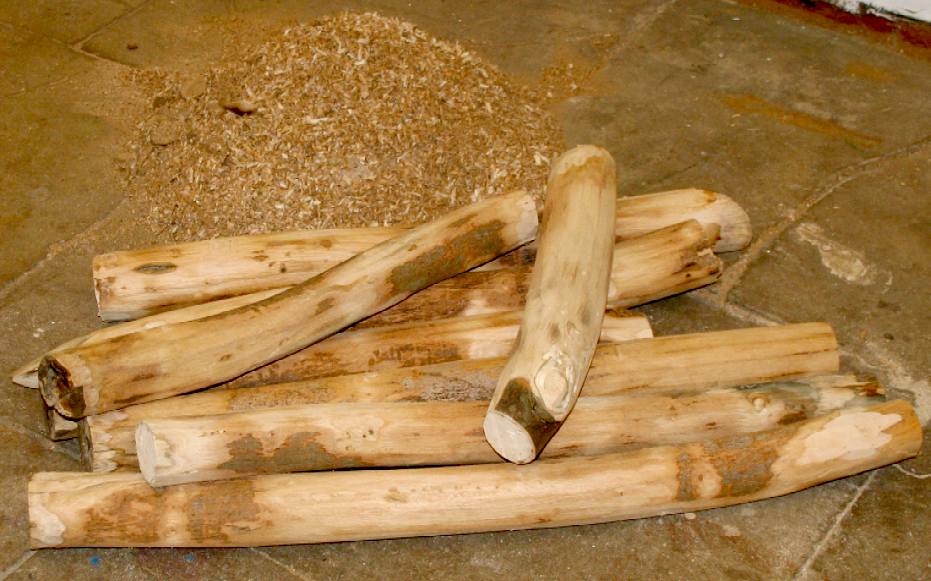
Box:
[93,188,749,321]
[41,191,539,418]
[223,310,651,390]
[32,400,920,548]
[80,323,840,472]
[485,145,617,464]
[135,376,886,486]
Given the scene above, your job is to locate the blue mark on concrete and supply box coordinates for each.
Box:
[89,555,102,568]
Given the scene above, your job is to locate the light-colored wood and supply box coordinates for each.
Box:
[46,408,79,441]
[224,310,650,390]
[40,192,539,419]
[93,188,749,321]
[13,289,282,390]
[615,188,751,252]
[15,220,715,392]
[81,323,840,472]
[32,400,919,548]
[135,376,885,486]
[485,145,617,463]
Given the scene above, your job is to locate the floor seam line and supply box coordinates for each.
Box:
[0,550,36,580]
[710,134,931,304]
[249,548,315,581]
[71,0,154,49]
[0,198,129,311]
[791,471,876,580]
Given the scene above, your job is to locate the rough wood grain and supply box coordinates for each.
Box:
[16,219,715,395]
[93,188,748,321]
[485,145,617,463]
[32,400,919,548]
[224,310,650,390]
[135,376,885,486]
[81,323,839,472]
[40,191,538,419]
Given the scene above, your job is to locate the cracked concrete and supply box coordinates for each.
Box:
[0,0,928,579]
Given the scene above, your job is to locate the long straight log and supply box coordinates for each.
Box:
[41,191,539,418]
[93,188,749,321]
[135,376,885,486]
[81,323,840,472]
[16,219,716,391]
[32,400,920,548]
[223,310,650,390]
[485,145,617,463]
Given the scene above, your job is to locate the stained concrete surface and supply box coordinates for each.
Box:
[1,1,929,579]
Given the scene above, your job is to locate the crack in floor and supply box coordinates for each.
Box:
[791,471,877,580]
[0,550,36,580]
[708,134,931,305]
[249,548,315,581]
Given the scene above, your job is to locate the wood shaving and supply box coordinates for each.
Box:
[123,12,563,241]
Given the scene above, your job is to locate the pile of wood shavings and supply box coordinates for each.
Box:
[125,12,563,241]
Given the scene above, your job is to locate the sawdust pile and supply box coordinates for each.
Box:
[125,12,563,241]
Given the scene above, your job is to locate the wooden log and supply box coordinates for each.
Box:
[46,408,79,441]
[16,219,716,391]
[224,310,650,390]
[81,323,840,472]
[615,188,751,252]
[32,400,920,548]
[93,188,749,321]
[135,376,886,486]
[13,290,282,390]
[485,145,617,463]
[40,191,539,419]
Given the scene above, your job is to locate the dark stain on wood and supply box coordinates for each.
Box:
[219,432,365,474]
[133,262,178,275]
[548,324,561,342]
[315,297,336,315]
[702,430,791,498]
[675,449,701,501]
[494,377,561,457]
[84,484,166,545]
[252,253,270,262]
[40,357,85,418]
[388,220,508,294]
[187,479,265,543]
[320,239,333,249]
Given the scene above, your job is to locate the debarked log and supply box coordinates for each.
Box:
[31,400,919,548]
[80,323,840,472]
[41,191,539,418]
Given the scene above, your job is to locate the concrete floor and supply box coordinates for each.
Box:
[1,1,929,579]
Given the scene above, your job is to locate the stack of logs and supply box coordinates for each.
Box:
[21,146,920,549]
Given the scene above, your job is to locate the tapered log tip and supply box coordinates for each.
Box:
[483,411,536,464]
[706,192,752,252]
[550,145,615,180]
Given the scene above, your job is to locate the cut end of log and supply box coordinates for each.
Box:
[548,144,615,180]
[135,422,159,485]
[483,411,536,464]
[37,357,63,408]
[706,192,752,252]
[40,355,92,419]
[484,378,561,464]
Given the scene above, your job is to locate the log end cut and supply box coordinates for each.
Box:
[39,354,94,419]
[483,378,560,464]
